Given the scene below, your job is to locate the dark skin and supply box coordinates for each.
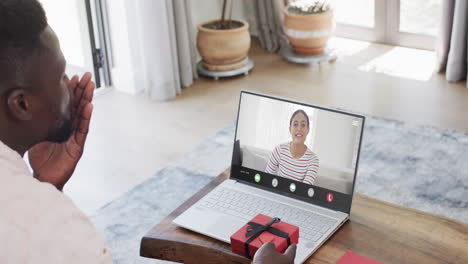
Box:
[0,25,295,263]
[253,242,297,264]
[0,26,95,190]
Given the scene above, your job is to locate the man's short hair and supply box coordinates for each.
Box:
[0,0,47,88]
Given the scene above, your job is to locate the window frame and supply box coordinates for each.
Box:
[334,0,436,50]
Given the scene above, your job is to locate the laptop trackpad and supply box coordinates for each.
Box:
[210,214,246,240]
[174,207,247,243]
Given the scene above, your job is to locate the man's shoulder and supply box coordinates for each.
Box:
[0,170,111,264]
[0,170,87,230]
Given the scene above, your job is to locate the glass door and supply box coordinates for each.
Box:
[39,0,111,87]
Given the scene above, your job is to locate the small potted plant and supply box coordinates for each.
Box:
[197,0,251,71]
[284,0,333,55]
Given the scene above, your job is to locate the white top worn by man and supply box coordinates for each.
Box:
[0,141,111,263]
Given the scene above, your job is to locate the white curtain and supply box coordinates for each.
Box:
[133,0,198,101]
[436,0,468,87]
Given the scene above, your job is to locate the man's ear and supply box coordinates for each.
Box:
[6,89,33,121]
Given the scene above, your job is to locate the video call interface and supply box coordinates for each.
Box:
[231,93,364,213]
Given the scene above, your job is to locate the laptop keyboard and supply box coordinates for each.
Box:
[198,186,339,242]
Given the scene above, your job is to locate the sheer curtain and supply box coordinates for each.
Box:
[133,0,198,101]
[436,0,468,87]
[252,0,286,52]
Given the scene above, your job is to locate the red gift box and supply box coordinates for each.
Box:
[230,214,299,259]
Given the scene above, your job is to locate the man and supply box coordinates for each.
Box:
[0,0,296,263]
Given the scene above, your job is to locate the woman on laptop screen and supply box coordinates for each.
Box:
[265,109,319,185]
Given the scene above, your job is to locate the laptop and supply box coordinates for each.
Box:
[173,91,365,263]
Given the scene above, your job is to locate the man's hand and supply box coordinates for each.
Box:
[253,242,297,264]
[28,72,95,191]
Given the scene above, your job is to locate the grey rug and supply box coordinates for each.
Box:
[91,117,468,264]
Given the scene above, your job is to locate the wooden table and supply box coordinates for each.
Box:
[140,170,468,264]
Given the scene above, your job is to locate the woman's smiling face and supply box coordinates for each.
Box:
[289,112,309,144]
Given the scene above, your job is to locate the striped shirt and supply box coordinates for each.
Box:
[265,142,319,185]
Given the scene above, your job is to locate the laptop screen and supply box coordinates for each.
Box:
[230,91,365,214]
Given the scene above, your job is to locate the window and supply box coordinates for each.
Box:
[333,0,374,28]
[332,0,442,50]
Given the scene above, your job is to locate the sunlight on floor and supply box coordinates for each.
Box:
[328,37,437,81]
[358,46,436,81]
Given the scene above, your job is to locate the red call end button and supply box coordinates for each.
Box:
[326,193,334,202]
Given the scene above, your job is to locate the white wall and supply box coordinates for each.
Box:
[191,0,258,36]
[236,93,259,147]
[236,94,299,151]
[312,111,361,170]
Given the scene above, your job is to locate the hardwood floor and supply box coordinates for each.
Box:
[66,37,468,215]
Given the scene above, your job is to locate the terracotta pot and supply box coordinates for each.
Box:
[197,19,251,71]
[283,8,334,55]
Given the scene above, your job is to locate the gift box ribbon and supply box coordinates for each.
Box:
[244,217,291,259]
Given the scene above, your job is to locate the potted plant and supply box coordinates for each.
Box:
[284,0,333,55]
[197,0,251,71]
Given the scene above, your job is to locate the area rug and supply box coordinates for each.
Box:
[91,117,468,264]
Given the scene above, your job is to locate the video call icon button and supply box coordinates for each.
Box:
[326,193,334,202]
[289,183,296,193]
[307,188,315,198]
[254,173,261,183]
[272,178,278,188]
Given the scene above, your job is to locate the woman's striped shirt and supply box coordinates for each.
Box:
[265,142,319,185]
